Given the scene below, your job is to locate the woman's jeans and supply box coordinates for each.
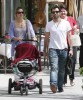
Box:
[69,46,77,80]
[49,48,67,89]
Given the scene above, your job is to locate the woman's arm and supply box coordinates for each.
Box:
[67,30,73,56]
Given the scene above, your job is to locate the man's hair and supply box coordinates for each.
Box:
[51,5,60,13]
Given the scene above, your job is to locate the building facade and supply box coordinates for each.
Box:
[0,0,83,73]
[0,0,83,36]
[0,0,20,36]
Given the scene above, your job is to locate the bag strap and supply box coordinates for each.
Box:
[26,20,31,39]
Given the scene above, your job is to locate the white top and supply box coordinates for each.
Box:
[77,15,83,33]
[45,19,71,49]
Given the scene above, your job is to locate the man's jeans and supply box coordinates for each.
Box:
[49,48,67,89]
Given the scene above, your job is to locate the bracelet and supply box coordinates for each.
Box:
[70,47,73,50]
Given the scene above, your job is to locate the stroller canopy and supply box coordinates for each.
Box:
[12,43,41,70]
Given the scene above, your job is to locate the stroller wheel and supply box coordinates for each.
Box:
[8,78,12,94]
[39,79,42,94]
[25,86,28,95]
[20,86,24,95]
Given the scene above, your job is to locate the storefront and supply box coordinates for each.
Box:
[0,0,83,35]
[0,0,21,36]
[0,0,2,36]
[0,0,21,73]
[0,0,83,73]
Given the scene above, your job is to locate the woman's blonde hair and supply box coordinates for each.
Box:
[15,6,24,14]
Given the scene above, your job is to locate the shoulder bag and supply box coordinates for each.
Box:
[71,29,81,46]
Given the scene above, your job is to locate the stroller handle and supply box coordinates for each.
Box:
[22,39,38,43]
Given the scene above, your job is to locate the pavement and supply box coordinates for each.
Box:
[0,51,83,100]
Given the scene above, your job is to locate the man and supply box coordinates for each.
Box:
[44,5,73,93]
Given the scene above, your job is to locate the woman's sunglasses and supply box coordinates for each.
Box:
[16,11,24,14]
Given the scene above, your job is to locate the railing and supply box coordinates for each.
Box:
[36,28,49,69]
[0,38,12,73]
[0,29,49,74]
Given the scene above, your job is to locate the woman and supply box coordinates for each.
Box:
[77,15,83,68]
[8,7,36,59]
[60,4,78,86]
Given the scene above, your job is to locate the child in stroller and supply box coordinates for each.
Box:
[8,42,42,95]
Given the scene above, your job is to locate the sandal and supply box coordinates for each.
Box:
[70,80,75,86]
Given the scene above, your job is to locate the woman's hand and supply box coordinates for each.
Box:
[17,38,22,41]
[13,37,22,41]
[69,49,73,57]
[32,37,37,41]
[73,25,79,34]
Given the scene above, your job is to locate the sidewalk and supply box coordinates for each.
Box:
[0,51,83,100]
[0,64,83,100]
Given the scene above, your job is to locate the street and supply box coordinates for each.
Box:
[0,64,83,100]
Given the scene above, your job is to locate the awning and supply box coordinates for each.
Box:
[68,0,73,15]
[47,0,64,3]
[35,0,46,27]
[73,0,78,20]
[79,0,83,15]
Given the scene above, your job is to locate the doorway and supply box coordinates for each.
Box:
[0,0,2,37]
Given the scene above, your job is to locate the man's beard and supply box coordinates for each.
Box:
[54,15,60,19]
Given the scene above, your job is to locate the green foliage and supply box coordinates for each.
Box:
[20,0,25,9]
[80,67,83,75]
[4,35,11,43]
[20,0,27,19]
[23,15,27,20]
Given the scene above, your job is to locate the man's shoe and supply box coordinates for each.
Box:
[50,84,57,93]
[58,87,64,92]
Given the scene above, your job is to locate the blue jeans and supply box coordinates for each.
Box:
[49,48,67,89]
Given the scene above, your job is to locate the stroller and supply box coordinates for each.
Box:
[8,41,42,95]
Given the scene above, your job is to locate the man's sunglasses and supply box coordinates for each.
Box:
[16,11,24,14]
[52,11,59,14]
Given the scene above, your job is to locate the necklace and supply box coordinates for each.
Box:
[15,19,24,28]
[19,23,23,28]
[18,22,23,28]
[53,18,61,28]
[55,22,60,28]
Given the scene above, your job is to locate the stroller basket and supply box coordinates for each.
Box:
[17,60,33,73]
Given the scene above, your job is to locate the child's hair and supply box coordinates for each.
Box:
[59,4,67,11]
